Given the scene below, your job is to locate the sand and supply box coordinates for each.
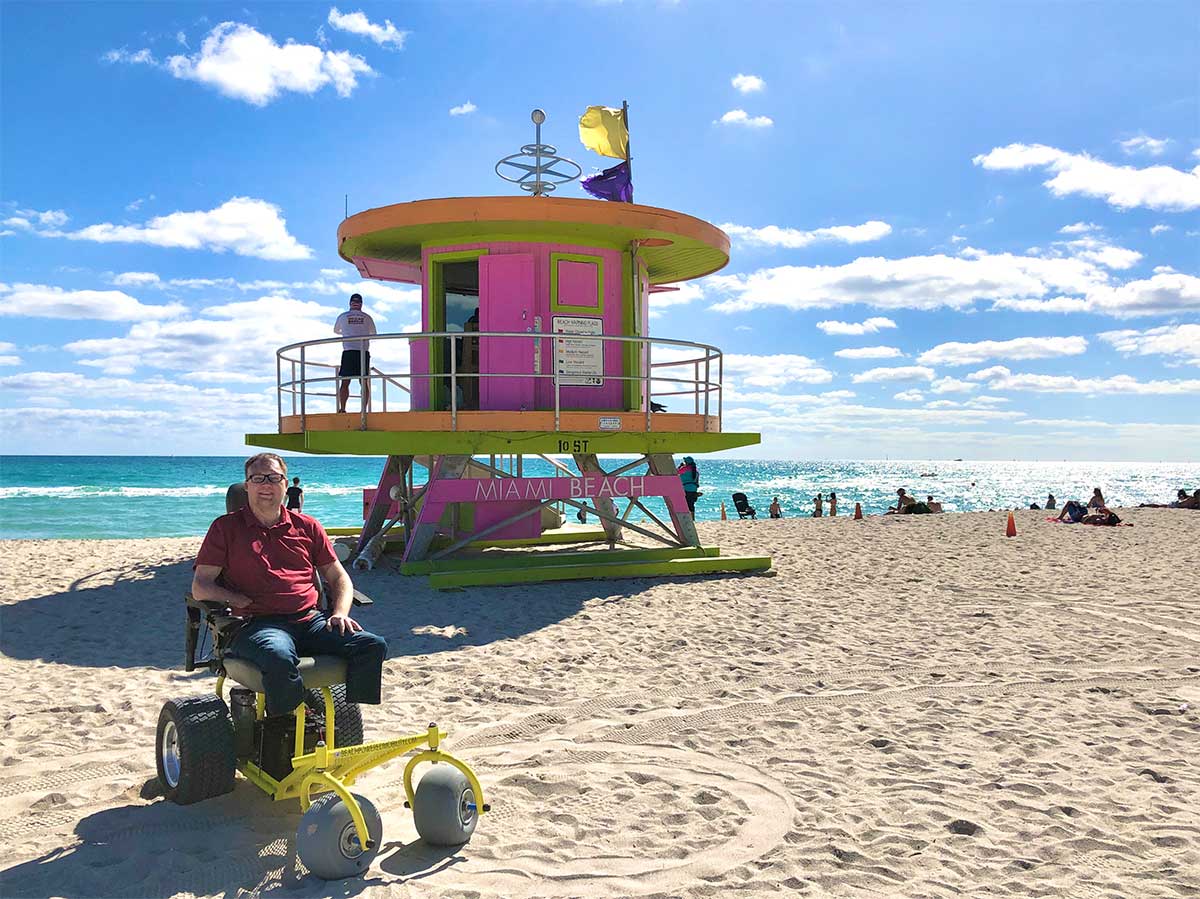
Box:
[1,508,1198,898]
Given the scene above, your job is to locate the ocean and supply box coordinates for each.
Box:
[1,455,1197,540]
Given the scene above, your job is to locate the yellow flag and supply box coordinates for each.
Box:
[578,106,628,159]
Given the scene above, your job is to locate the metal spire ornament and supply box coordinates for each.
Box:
[495,109,582,196]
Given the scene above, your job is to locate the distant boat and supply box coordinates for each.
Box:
[953,458,963,461]
[919,472,936,477]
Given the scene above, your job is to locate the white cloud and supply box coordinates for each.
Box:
[327,7,408,49]
[1059,222,1100,234]
[716,109,773,128]
[1150,224,1171,235]
[1098,323,1200,366]
[721,220,891,249]
[0,283,185,321]
[816,317,897,336]
[834,345,902,360]
[973,142,1200,212]
[731,73,765,93]
[851,365,934,383]
[66,197,312,260]
[996,272,1200,317]
[1118,135,1169,157]
[165,22,373,106]
[1057,236,1142,270]
[112,271,162,287]
[893,390,924,402]
[967,365,1200,395]
[710,249,1198,318]
[918,335,1088,366]
[449,101,476,116]
[3,208,69,230]
[103,47,157,65]
[0,341,21,366]
[709,250,1104,314]
[722,353,833,388]
[929,376,978,394]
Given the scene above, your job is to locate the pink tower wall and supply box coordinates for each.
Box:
[417,241,627,412]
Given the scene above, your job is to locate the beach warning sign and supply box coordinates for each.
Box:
[553,315,604,386]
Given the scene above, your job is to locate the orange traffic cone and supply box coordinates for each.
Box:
[720,501,728,521]
[1006,511,1017,537]
[853,502,863,520]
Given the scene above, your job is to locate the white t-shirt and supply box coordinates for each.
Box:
[334,308,377,350]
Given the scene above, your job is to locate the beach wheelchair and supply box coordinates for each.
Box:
[154,588,487,879]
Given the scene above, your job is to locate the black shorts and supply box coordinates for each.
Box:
[338,349,370,377]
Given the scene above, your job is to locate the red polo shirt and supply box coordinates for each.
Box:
[195,505,336,618]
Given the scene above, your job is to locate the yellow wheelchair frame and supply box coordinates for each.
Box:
[212,672,487,854]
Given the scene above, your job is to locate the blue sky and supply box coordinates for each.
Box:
[1,1,1197,460]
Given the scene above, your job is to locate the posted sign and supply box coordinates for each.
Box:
[553,315,603,386]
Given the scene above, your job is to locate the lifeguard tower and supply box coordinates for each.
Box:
[248,110,770,588]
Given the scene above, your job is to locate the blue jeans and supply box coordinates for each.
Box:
[230,612,387,716]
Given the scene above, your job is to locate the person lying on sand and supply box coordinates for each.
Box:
[926,495,943,513]
[1057,500,1088,523]
[1081,507,1122,526]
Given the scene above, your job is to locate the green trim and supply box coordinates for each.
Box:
[342,220,728,285]
[449,528,607,550]
[549,252,604,314]
[425,249,487,411]
[402,545,719,575]
[428,554,772,589]
[245,429,760,456]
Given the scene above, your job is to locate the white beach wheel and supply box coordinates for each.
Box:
[296,792,383,880]
[412,765,478,845]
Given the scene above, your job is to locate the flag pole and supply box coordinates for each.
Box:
[621,100,633,203]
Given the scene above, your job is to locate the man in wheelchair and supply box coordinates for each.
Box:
[192,452,387,719]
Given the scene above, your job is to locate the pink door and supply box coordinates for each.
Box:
[480,254,536,411]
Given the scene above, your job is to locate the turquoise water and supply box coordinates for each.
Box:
[1,456,1197,540]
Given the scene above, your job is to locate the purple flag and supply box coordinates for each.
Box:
[581,160,633,202]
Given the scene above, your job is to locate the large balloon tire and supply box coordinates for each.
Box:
[155,695,236,805]
[412,765,478,846]
[304,684,364,748]
[296,792,383,880]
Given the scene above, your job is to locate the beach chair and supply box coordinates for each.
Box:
[732,492,757,519]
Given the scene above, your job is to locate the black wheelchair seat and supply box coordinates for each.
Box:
[222,655,349,693]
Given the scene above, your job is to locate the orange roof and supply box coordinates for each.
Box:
[337,196,730,285]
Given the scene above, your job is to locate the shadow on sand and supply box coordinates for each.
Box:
[0,554,652,670]
[0,776,468,899]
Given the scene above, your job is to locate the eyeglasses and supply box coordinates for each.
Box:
[247,474,287,484]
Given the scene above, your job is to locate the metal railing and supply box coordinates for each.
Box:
[275,331,723,433]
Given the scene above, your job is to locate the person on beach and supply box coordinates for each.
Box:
[192,453,387,718]
[769,496,782,519]
[813,493,823,518]
[677,456,700,516]
[828,492,838,516]
[887,488,916,514]
[1140,489,1200,509]
[1057,500,1088,523]
[1081,507,1121,526]
[1088,487,1106,509]
[1045,493,1056,510]
[334,293,377,415]
[285,477,303,511]
[926,495,943,513]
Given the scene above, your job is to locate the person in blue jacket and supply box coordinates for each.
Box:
[677,456,700,516]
